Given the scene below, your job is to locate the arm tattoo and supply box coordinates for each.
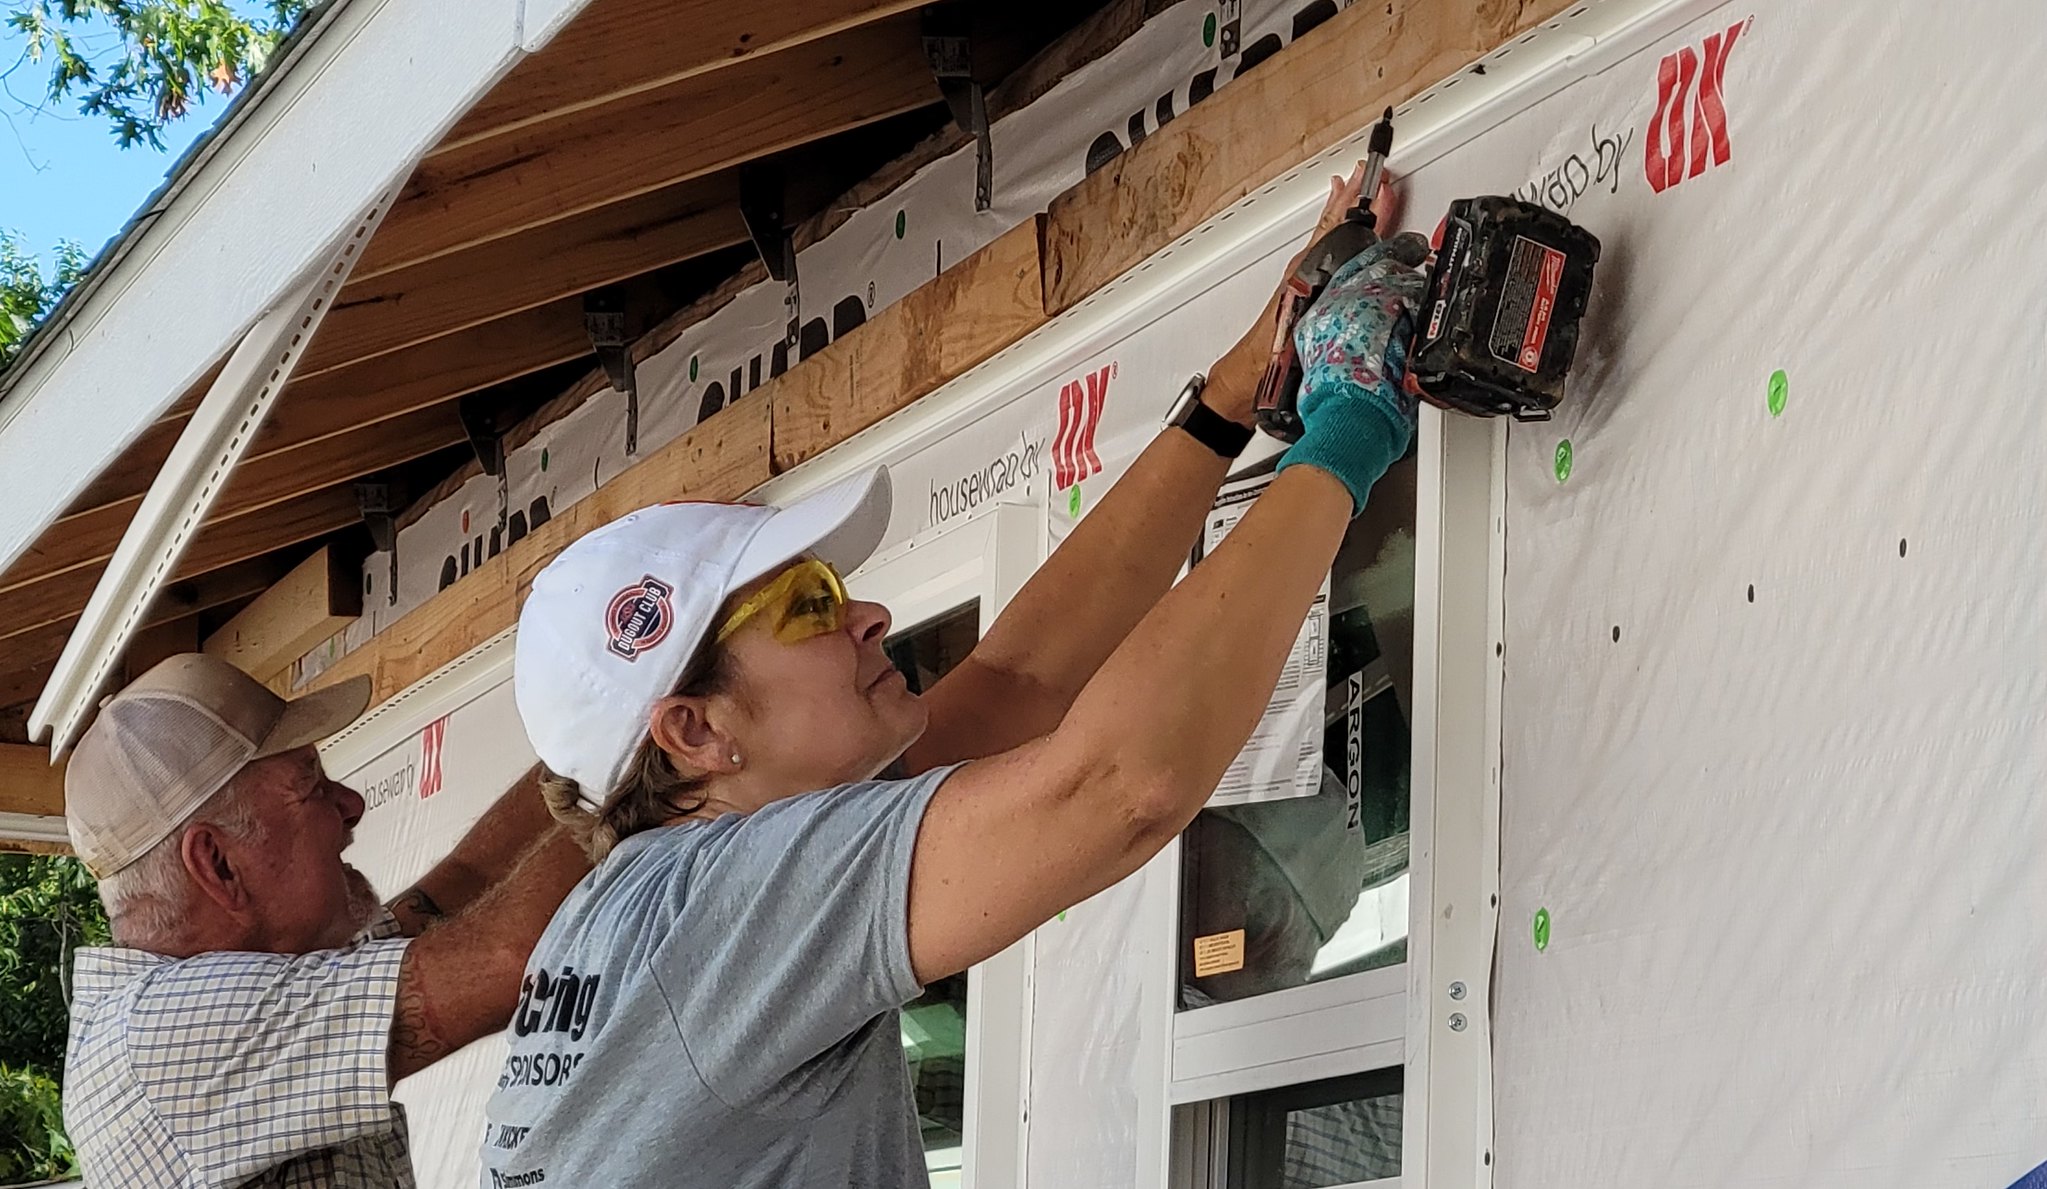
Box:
[386,888,446,937]
[389,965,454,1082]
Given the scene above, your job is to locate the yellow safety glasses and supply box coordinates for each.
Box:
[714,558,849,645]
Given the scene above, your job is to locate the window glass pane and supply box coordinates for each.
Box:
[1180,461,1416,1009]
[886,601,980,1180]
[1231,1069,1402,1189]
[886,601,979,695]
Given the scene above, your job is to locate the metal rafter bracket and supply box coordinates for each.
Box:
[582,290,639,454]
[740,163,802,358]
[355,482,402,606]
[739,163,796,285]
[457,394,508,478]
[921,4,993,211]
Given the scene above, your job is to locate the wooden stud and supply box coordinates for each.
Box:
[365,18,936,274]
[202,547,363,684]
[0,744,66,819]
[1039,0,1576,315]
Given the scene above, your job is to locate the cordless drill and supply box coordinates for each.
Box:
[1253,110,1603,434]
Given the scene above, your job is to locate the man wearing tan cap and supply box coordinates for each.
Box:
[58,653,589,1187]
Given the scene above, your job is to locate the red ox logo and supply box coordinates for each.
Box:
[1644,20,1745,194]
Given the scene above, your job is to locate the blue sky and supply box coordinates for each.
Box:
[0,8,254,271]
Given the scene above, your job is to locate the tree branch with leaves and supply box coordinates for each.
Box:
[8,1,313,149]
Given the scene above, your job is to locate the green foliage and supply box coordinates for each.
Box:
[0,854,107,1075]
[0,232,88,366]
[9,0,315,149]
[0,1065,73,1183]
[0,855,104,1183]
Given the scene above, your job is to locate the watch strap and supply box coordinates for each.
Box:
[1174,392,1255,459]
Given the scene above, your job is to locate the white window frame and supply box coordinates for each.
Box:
[1161,406,1501,1189]
[845,500,1043,1189]
[1159,457,1419,1109]
[1169,1088,1403,1189]
[1400,411,1505,1189]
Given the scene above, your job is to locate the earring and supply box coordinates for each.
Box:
[729,753,743,767]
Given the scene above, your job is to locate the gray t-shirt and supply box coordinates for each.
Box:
[479,767,952,1188]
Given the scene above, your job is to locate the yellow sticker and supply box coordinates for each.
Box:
[1193,929,1247,978]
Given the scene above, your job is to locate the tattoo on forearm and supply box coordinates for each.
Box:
[388,888,446,932]
[390,971,453,1080]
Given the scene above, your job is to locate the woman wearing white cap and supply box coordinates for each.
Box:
[480,169,1429,1189]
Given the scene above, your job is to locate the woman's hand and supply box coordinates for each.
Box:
[1273,231,1430,513]
[1206,162,1403,426]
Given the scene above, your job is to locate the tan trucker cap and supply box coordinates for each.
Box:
[63,654,372,878]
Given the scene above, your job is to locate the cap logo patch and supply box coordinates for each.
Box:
[605,576,676,661]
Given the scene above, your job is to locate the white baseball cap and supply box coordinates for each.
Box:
[515,466,893,812]
[64,654,371,877]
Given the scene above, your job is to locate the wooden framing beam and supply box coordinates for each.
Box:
[318,178,742,367]
[364,17,936,274]
[438,0,927,154]
[1040,0,1566,314]
[8,406,462,594]
[307,397,774,704]
[203,546,362,684]
[771,222,1046,471]
[124,618,199,684]
[305,220,1043,708]
[0,556,294,711]
[293,0,1573,714]
[0,485,364,647]
[0,744,66,818]
[50,301,589,549]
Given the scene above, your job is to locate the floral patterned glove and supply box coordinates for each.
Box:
[1275,231,1430,513]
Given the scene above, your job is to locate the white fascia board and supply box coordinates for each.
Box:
[30,183,402,757]
[0,0,595,579]
[521,0,592,52]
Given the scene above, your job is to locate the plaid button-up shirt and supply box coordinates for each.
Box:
[64,912,416,1187]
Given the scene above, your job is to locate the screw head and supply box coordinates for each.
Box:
[1448,981,1467,1000]
[1448,1012,1468,1032]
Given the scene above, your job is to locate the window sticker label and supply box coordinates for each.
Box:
[1193,929,1247,978]
[1201,472,1326,806]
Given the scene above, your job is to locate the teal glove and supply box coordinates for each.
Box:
[1275,231,1430,513]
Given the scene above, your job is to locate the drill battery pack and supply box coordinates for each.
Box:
[1407,197,1602,422]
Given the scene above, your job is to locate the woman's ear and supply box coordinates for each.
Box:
[648,694,741,775]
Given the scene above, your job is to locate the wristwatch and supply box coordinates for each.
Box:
[1166,374,1255,460]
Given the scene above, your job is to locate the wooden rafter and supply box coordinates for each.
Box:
[361,17,937,274]
[203,546,361,684]
[49,300,592,544]
[314,178,743,367]
[13,406,461,595]
[436,0,929,155]
[0,744,65,818]
[305,0,1580,712]
[0,485,364,647]
[0,556,294,710]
